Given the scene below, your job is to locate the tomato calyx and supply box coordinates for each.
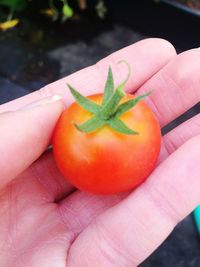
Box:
[68,61,150,135]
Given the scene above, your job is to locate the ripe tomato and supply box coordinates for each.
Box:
[53,91,161,195]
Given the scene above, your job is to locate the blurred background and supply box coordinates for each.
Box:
[0,0,200,266]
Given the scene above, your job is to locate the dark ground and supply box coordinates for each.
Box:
[0,0,200,266]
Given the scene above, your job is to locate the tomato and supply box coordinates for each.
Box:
[53,98,161,195]
[53,63,161,194]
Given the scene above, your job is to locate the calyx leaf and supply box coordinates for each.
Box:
[115,92,151,117]
[74,116,105,133]
[68,83,100,114]
[108,118,138,135]
[68,62,150,135]
[102,67,114,106]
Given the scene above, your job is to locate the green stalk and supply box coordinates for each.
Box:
[67,61,150,134]
[100,86,125,120]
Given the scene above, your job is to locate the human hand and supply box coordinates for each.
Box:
[0,38,200,267]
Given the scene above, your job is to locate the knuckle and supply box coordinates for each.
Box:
[93,219,136,267]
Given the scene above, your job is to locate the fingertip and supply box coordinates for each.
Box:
[146,38,176,56]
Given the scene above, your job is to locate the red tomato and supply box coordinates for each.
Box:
[53,93,161,194]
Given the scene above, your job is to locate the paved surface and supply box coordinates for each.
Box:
[141,216,200,267]
[0,16,200,267]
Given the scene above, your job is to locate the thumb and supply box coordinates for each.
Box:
[0,95,63,190]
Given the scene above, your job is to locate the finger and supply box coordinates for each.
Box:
[0,38,176,112]
[1,150,75,207]
[0,97,63,189]
[137,49,200,127]
[160,113,200,162]
[67,135,200,267]
[20,150,75,202]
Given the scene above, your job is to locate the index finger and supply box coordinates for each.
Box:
[0,38,176,113]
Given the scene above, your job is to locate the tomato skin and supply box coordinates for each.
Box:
[53,94,161,195]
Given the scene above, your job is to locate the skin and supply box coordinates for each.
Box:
[0,39,200,267]
[53,94,161,194]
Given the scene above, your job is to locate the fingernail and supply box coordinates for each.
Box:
[21,95,63,110]
[50,95,63,102]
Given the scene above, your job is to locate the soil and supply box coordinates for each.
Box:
[176,0,200,11]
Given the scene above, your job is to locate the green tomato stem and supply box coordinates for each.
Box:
[68,61,150,135]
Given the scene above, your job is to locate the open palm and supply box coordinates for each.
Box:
[0,39,200,267]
